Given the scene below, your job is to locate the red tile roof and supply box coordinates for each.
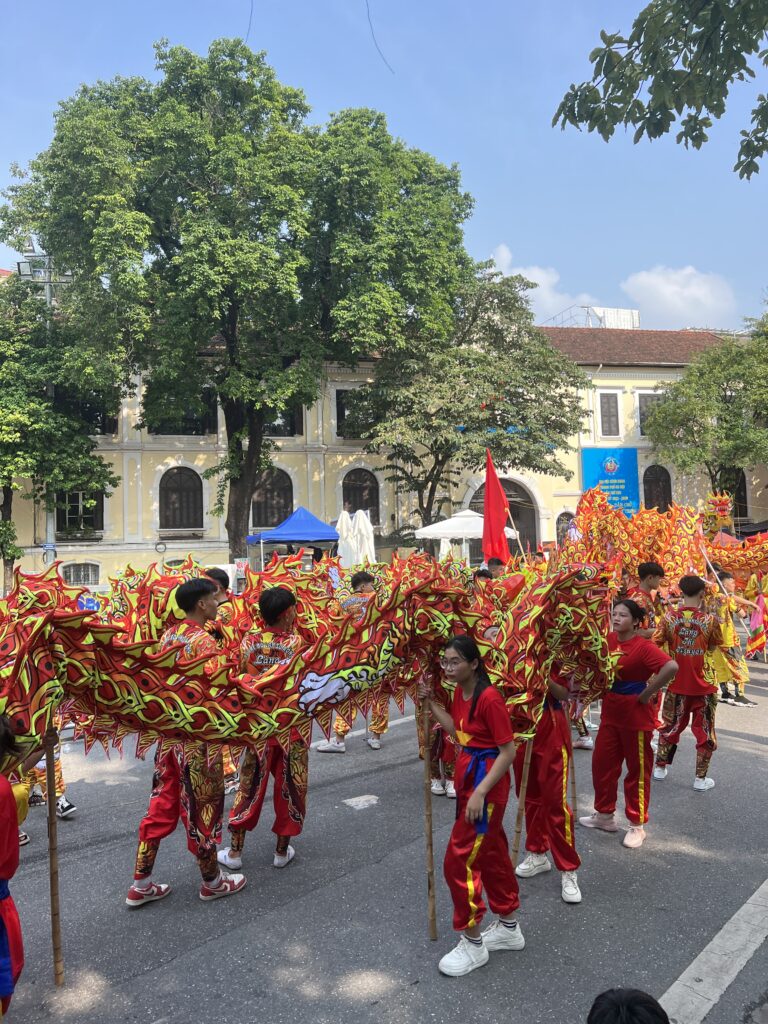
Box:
[0,269,12,279]
[539,326,725,367]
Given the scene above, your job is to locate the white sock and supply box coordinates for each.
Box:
[133,877,151,891]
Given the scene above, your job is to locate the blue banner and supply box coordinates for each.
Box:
[581,448,640,515]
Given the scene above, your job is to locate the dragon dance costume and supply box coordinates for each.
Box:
[132,620,225,884]
[227,629,307,855]
[654,608,723,779]
[444,685,519,932]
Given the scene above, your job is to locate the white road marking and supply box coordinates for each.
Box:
[310,713,415,749]
[660,877,768,1024]
[342,795,379,810]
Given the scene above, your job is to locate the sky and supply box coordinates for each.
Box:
[1,0,766,330]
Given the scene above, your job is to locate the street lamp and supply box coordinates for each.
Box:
[16,238,73,565]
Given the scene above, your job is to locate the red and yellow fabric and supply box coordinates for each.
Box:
[0,775,24,1015]
[656,692,718,778]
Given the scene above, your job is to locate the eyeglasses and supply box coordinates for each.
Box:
[440,657,466,669]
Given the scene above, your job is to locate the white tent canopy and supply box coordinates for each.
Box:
[414,509,517,541]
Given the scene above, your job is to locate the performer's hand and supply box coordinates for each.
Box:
[465,790,484,823]
[637,688,653,705]
[416,679,432,701]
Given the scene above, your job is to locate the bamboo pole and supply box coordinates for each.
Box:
[421,700,438,941]
[44,729,64,987]
[511,739,533,866]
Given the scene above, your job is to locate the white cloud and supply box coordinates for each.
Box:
[620,265,736,329]
[491,243,598,323]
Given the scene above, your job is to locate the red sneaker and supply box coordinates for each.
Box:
[125,882,171,908]
[199,872,246,902]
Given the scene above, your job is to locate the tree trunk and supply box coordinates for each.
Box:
[1,485,14,597]
[222,399,266,561]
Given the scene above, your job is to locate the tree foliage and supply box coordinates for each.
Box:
[1,39,473,557]
[0,276,121,590]
[644,333,768,491]
[554,1,768,177]
[346,271,589,528]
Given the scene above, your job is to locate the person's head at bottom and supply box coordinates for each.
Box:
[588,989,669,1024]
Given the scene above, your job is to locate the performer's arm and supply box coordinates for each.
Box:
[547,677,569,701]
[416,678,456,736]
[465,740,516,823]
[637,660,678,704]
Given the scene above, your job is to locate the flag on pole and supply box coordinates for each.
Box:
[482,449,511,563]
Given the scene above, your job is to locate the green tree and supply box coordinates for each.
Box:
[2,39,472,558]
[0,276,120,593]
[553,1,768,177]
[345,271,589,529]
[644,334,768,492]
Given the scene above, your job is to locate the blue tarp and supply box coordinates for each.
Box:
[247,506,338,545]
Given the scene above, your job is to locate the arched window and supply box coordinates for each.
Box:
[251,468,293,529]
[159,468,203,530]
[733,469,749,520]
[643,465,672,512]
[556,511,575,546]
[62,562,100,587]
[469,480,538,560]
[343,469,379,526]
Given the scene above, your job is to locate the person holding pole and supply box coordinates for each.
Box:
[513,672,582,903]
[125,578,246,907]
[580,599,678,848]
[418,635,523,977]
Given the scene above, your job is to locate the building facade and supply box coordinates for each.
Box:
[13,326,767,588]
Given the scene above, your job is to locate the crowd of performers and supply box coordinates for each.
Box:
[0,547,762,1008]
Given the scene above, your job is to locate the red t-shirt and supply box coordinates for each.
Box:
[654,608,722,696]
[451,684,513,803]
[602,633,672,731]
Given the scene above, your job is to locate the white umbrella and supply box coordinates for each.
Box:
[414,509,516,562]
[336,510,357,568]
[351,509,377,564]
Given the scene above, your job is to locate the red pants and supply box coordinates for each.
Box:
[228,742,307,851]
[443,775,519,932]
[135,743,223,882]
[656,692,717,778]
[514,706,580,871]
[0,892,23,1015]
[592,724,652,826]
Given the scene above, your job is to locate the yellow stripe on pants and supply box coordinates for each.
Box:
[561,747,572,846]
[637,731,645,823]
[466,803,494,928]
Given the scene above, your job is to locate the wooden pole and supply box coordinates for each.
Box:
[421,701,438,941]
[506,508,528,564]
[44,729,64,987]
[511,739,533,866]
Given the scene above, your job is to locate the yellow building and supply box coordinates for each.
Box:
[13,325,767,588]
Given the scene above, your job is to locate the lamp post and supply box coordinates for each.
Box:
[16,239,73,565]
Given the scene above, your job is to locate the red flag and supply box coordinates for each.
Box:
[482,449,511,563]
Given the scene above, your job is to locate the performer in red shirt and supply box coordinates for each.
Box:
[218,586,306,871]
[419,635,522,978]
[625,561,667,637]
[580,600,678,848]
[653,575,724,791]
[513,672,582,903]
[126,578,246,907]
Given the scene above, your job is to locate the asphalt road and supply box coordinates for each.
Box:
[10,662,768,1024]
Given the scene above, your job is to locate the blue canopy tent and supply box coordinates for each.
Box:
[247,506,339,569]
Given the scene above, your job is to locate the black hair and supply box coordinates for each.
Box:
[487,558,505,569]
[259,586,297,626]
[444,635,492,720]
[350,571,375,591]
[614,598,645,623]
[311,547,324,563]
[587,988,669,1024]
[679,574,706,597]
[474,569,493,580]
[205,567,230,590]
[717,571,734,582]
[0,716,19,762]
[176,578,217,613]
[638,561,664,580]
[709,561,722,573]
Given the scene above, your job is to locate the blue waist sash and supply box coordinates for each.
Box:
[0,881,9,901]
[461,746,499,834]
[544,696,562,710]
[610,680,646,696]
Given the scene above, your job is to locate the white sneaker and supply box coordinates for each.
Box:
[516,852,551,878]
[366,735,381,750]
[693,777,715,792]
[481,919,525,951]
[445,780,456,799]
[316,737,346,753]
[623,826,646,849]
[217,847,243,870]
[438,934,490,976]
[561,871,582,904]
[653,766,668,780]
[572,736,594,750]
[578,811,619,833]
[273,844,295,868]
[431,779,445,796]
